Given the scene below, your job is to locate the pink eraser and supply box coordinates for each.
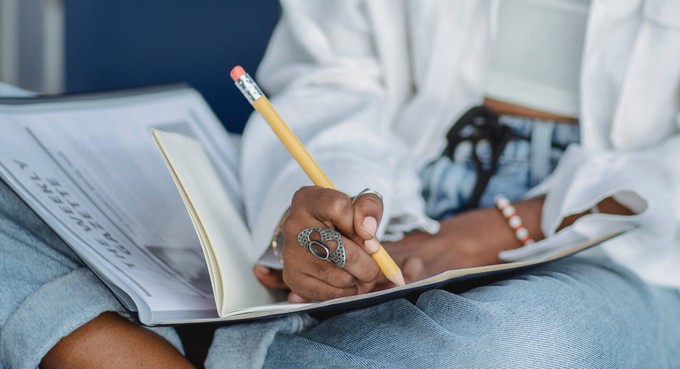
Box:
[230,66,246,81]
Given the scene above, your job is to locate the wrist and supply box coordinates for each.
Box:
[383,197,546,275]
[494,195,543,247]
[509,197,545,242]
[556,196,634,231]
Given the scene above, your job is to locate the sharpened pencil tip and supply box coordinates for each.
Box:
[387,272,406,287]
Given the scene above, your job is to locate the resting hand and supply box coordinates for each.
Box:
[383,197,546,278]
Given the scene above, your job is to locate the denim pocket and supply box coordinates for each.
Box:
[420,116,579,220]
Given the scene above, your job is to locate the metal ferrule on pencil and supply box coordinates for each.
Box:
[234,73,264,104]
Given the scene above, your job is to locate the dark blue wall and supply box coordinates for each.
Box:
[65,1,280,133]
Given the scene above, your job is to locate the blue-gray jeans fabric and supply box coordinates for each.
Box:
[420,114,581,218]
[0,81,678,368]
[207,257,680,368]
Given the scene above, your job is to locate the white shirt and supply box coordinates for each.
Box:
[486,0,590,117]
[240,0,680,288]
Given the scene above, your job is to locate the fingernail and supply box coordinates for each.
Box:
[364,238,381,254]
[255,265,271,275]
[361,217,378,238]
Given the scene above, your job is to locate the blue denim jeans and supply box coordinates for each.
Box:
[420,114,580,220]
[207,257,680,368]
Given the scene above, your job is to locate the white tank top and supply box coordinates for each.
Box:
[485,0,591,117]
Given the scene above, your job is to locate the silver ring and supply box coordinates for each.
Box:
[297,227,346,268]
[352,188,383,204]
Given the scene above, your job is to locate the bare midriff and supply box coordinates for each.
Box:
[483,97,578,123]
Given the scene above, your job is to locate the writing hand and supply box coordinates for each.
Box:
[271,186,385,301]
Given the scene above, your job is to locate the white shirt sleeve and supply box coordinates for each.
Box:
[532,0,680,287]
[527,134,680,287]
[239,0,437,264]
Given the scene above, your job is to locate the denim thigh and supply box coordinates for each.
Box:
[206,257,680,369]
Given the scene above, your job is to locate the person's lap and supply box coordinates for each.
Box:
[1,96,677,368]
[206,256,680,368]
[206,114,680,368]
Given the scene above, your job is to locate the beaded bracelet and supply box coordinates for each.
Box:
[494,194,535,246]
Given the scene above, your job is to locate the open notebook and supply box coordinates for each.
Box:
[0,85,625,325]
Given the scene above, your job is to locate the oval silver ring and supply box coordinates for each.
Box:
[297,227,346,268]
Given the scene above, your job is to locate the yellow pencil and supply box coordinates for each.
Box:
[231,65,405,286]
